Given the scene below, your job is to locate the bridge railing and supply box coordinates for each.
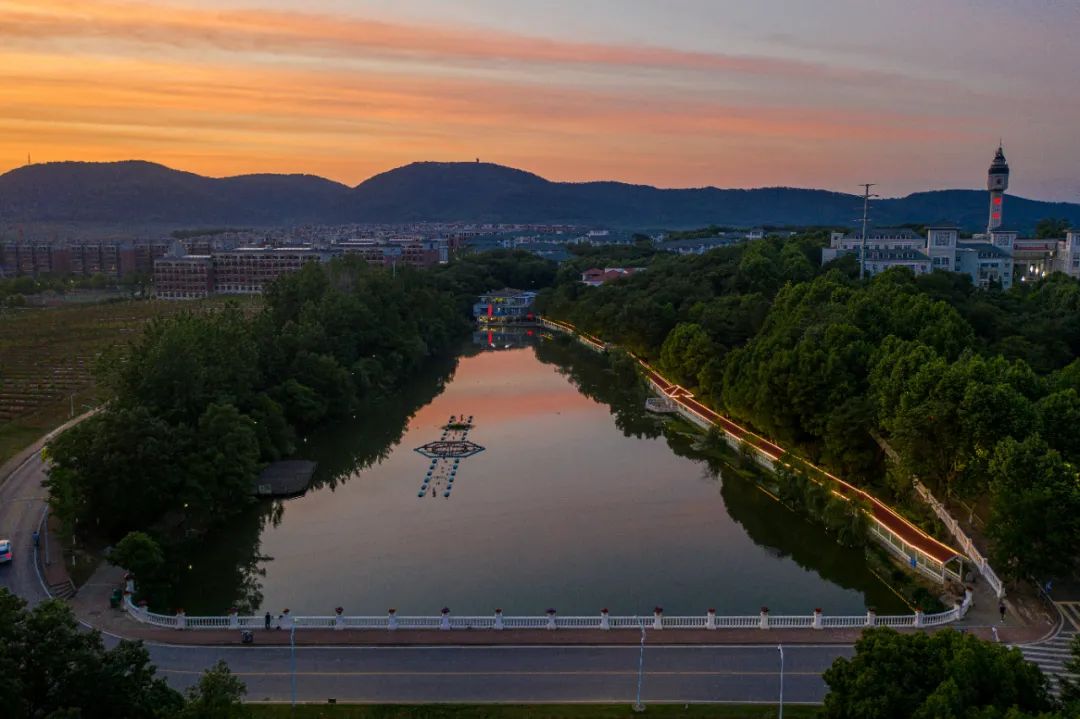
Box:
[912,479,1005,599]
[123,593,973,631]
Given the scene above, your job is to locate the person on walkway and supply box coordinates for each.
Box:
[264,611,271,630]
[998,601,1006,622]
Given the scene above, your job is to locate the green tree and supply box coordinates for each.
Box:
[1036,389,1080,461]
[179,660,247,719]
[987,435,1080,580]
[1059,634,1080,707]
[1035,218,1071,239]
[109,531,165,583]
[658,322,715,389]
[0,590,183,718]
[822,627,1054,719]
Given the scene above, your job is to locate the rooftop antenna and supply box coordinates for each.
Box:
[858,183,879,281]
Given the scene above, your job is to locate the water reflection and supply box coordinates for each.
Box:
[536,337,902,613]
[176,336,905,615]
[174,354,460,614]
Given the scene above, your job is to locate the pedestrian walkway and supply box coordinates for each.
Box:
[1017,602,1078,695]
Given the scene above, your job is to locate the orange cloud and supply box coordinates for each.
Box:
[0,1,977,190]
[0,0,929,87]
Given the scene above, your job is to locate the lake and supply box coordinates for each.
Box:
[176,337,905,617]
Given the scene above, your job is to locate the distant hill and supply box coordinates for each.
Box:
[2,160,1079,232]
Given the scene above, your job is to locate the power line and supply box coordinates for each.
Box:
[858,183,879,281]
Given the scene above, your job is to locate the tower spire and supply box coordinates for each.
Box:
[987,142,1010,233]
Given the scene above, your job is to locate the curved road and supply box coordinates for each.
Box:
[0,451,51,606]
[0,422,850,704]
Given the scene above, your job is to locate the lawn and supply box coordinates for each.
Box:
[0,295,257,466]
[247,704,817,718]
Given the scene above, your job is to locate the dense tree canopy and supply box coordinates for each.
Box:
[0,590,183,719]
[539,237,1080,581]
[822,627,1061,719]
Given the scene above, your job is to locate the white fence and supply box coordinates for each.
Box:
[124,593,973,631]
[912,479,1005,598]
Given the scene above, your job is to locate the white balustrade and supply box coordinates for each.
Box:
[122,595,966,633]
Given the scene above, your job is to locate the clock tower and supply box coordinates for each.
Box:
[987,144,1009,233]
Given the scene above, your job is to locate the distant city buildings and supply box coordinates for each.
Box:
[0,239,170,279]
[821,145,1077,289]
[155,237,453,300]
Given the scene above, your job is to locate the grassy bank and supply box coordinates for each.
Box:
[247,704,818,718]
[0,296,256,466]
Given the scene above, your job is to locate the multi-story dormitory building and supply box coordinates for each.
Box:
[0,239,171,279]
[821,146,1078,290]
[153,237,450,300]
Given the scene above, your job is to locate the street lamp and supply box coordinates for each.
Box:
[634,616,646,712]
[290,621,297,708]
[778,644,785,719]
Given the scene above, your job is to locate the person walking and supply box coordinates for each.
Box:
[264,611,272,630]
[998,601,1006,622]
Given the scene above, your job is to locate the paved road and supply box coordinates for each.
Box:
[1020,602,1079,695]
[2,428,851,704]
[0,450,50,606]
[147,643,849,704]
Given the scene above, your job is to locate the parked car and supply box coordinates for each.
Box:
[0,539,11,564]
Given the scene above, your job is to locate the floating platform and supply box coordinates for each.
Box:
[254,460,317,497]
[415,415,482,499]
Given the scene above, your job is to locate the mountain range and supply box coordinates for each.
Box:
[2,160,1079,232]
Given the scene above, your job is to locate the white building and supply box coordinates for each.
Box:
[822,146,1077,289]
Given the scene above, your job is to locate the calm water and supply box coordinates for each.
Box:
[178,338,904,616]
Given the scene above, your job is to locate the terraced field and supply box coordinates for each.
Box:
[0,297,255,466]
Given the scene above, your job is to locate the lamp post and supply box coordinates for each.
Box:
[290,622,297,708]
[778,644,785,719]
[634,616,646,712]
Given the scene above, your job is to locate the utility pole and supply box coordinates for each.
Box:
[858,183,877,281]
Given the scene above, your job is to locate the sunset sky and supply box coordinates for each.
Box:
[3,0,1079,199]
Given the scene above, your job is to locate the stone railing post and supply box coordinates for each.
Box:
[175,609,186,630]
[813,608,823,630]
[228,608,239,630]
[759,606,769,630]
[281,609,292,631]
[124,573,135,595]
[706,608,716,630]
[386,608,397,631]
[600,608,610,630]
[652,607,664,630]
[440,608,451,631]
[494,609,504,630]
[866,608,876,627]
[136,599,149,619]
[334,607,345,630]
[546,609,557,630]
[122,590,133,612]
[914,608,925,628]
